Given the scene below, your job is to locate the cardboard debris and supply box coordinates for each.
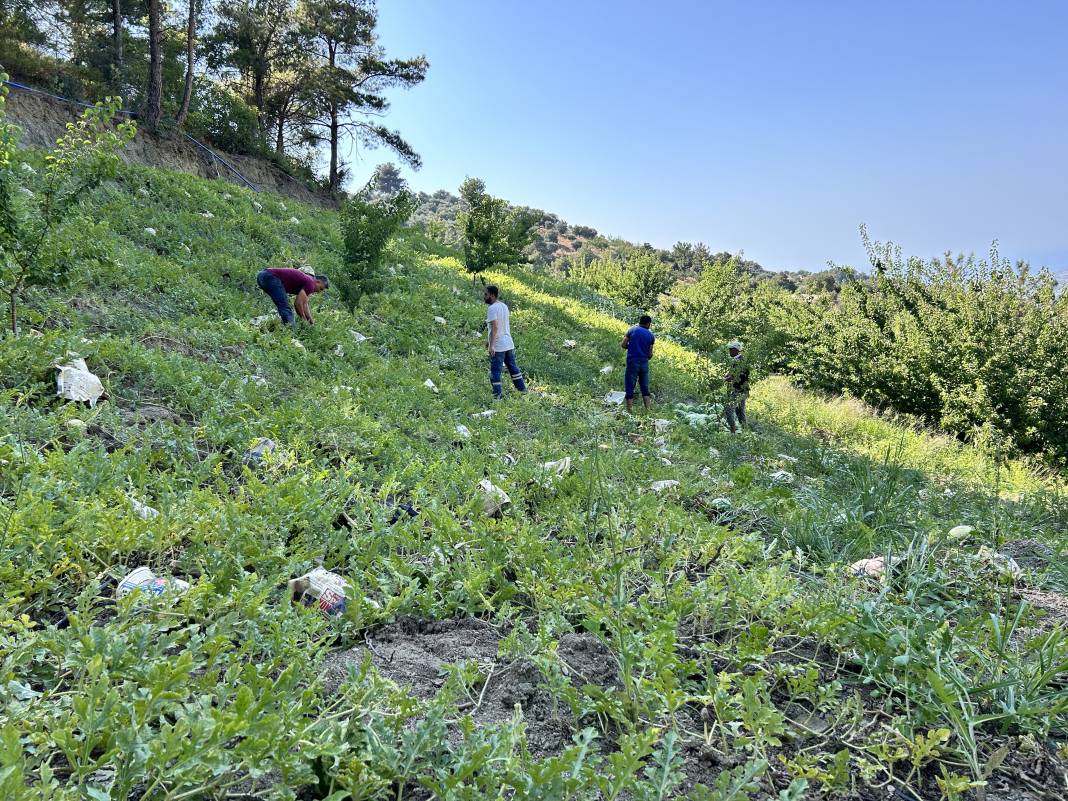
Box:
[117,566,189,601]
[541,457,572,476]
[604,391,626,405]
[563,339,577,349]
[650,480,680,493]
[130,498,160,520]
[434,316,447,325]
[56,358,104,407]
[478,479,510,517]
[600,364,614,375]
[288,567,368,617]
[244,438,276,465]
[455,424,472,439]
[424,379,438,393]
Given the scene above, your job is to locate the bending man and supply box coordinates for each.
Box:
[256,266,329,327]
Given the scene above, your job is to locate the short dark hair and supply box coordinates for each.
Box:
[485,285,499,298]
[639,314,652,327]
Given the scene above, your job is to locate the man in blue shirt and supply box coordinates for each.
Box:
[621,314,655,412]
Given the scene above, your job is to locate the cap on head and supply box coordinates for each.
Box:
[728,340,742,351]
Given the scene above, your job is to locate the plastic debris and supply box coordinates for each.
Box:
[289,217,300,224]
[434,316,447,325]
[659,457,673,466]
[252,201,263,212]
[130,498,160,520]
[244,438,276,465]
[604,391,626,405]
[849,557,887,579]
[455,424,472,439]
[334,344,344,357]
[223,193,232,200]
[770,470,795,484]
[66,418,87,431]
[708,447,720,458]
[250,315,275,328]
[563,339,577,349]
[292,339,305,351]
[478,479,511,517]
[947,525,974,540]
[144,227,157,236]
[650,480,680,493]
[56,358,104,407]
[679,410,714,427]
[503,453,518,466]
[349,330,368,343]
[117,567,189,601]
[424,379,438,393]
[241,375,268,387]
[541,457,572,476]
[777,453,799,463]
[709,497,732,510]
[200,211,214,219]
[653,419,672,433]
[279,202,287,210]
[600,364,614,375]
[977,546,1023,581]
[472,409,496,419]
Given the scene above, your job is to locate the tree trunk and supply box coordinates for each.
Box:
[329,102,339,190]
[9,290,16,336]
[144,0,163,129]
[175,0,196,128]
[276,113,285,154]
[111,0,123,91]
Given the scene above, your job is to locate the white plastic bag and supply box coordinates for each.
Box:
[117,566,189,601]
[541,457,572,476]
[424,379,438,393]
[478,479,510,516]
[563,339,577,349]
[650,480,679,493]
[130,498,160,520]
[455,424,472,439]
[604,391,626,405]
[600,364,614,375]
[56,358,104,407]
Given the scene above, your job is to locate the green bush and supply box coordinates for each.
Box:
[338,183,416,307]
[458,177,538,276]
[573,252,673,311]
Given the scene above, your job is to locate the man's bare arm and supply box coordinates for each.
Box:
[295,290,312,324]
[621,334,630,350]
[488,319,498,353]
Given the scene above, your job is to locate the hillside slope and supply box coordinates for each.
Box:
[1,161,1066,801]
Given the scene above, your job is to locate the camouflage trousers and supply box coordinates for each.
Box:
[725,390,748,431]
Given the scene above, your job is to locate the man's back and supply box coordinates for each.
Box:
[626,325,654,363]
[487,300,515,351]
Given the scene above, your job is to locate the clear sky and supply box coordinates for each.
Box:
[353,0,1068,273]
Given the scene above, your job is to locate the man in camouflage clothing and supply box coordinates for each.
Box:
[723,339,750,433]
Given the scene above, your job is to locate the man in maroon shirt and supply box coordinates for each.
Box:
[256,267,329,327]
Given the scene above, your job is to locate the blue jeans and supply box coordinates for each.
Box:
[625,360,650,399]
[489,349,526,398]
[256,270,295,325]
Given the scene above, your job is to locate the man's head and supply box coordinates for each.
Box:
[728,339,742,357]
[484,285,499,305]
[639,314,652,329]
[313,275,330,293]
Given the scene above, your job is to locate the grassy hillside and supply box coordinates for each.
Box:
[1,160,1066,801]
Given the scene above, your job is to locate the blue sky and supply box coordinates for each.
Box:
[354,0,1068,273]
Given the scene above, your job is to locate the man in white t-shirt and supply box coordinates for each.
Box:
[484,285,527,399]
